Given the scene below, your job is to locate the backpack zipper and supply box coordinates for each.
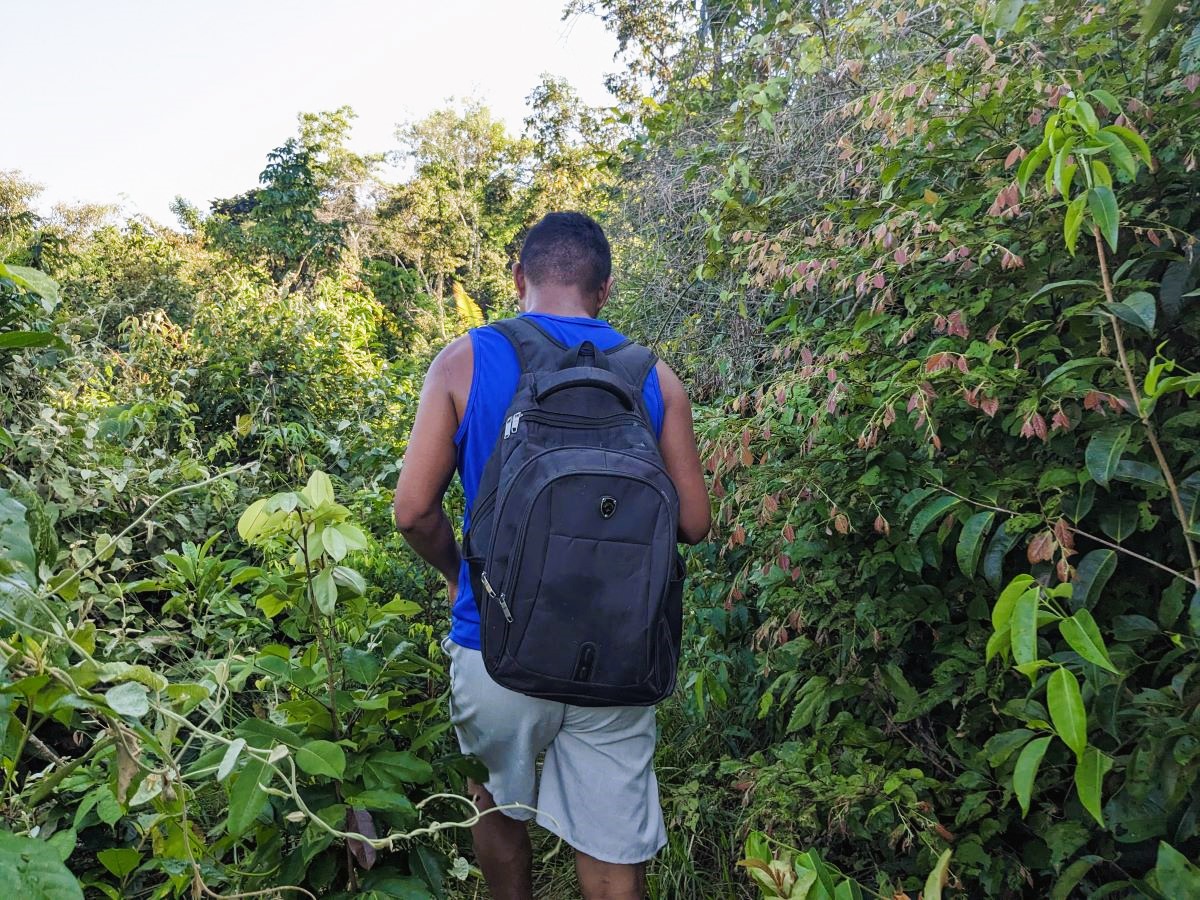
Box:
[480,570,513,623]
[503,410,647,439]
[503,412,523,439]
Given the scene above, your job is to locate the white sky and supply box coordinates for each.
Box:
[3,0,619,223]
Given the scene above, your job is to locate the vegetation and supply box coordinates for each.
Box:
[3,0,1200,897]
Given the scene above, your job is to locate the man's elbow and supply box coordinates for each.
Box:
[678,511,711,546]
[394,501,439,537]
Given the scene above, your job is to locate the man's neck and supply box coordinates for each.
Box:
[522,289,598,319]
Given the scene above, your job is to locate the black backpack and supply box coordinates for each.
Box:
[462,317,684,707]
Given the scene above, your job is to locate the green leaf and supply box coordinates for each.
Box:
[97,847,141,878]
[1013,736,1053,816]
[986,626,1011,664]
[332,564,367,596]
[1088,187,1120,252]
[1047,667,1087,758]
[0,331,65,351]
[983,519,1021,589]
[1018,141,1050,195]
[1011,587,1041,667]
[985,728,1035,767]
[923,848,953,900]
[1156,842,1200,896]
[312,567,337,616]
[0,489,37,583]
[1103,124,1152,167]
[1053,139,1076,194]
[1085,425,1130,488]
[993,0,1025,29]
[363,751,434,789]
[217,738,246,782]
[1105,291,1157,332]
[956,511,995,578]
[0,831,84,899]
[1139,0,1174,40]
[2,265,60,304]
[1099,503,1138,542]
[409,844,447,899]
[1095,130,1137,179]
[1180,472,1200,537]
[322,526,348,562]
[1072,550,1116,609]
[908,494,961,541]
[1060,611,1119,674]
[1075,100,1100,134]
[1089,89,1123,115]
[226,754,272,837]
[237,498,273,542]
[358,874,435,899]
[1093,159,1113,189]
[295,740,346,780]
[993,575,1035,630]
[1189,587,1200,636]
[1051,856,1102,900]
[1075,746,1112,826]
[342,647,382,684]
[345,790,418,822]
[1042,356,1114,388]
[104,682,149,719]
[303,470,335,507]
[1114,459,1166,489]
[1064,194,1088,254]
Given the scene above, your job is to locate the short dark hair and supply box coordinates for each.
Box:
[519,212,611,293]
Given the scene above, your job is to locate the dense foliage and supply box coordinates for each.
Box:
[597,0,1200,896]
[0,96,608,898]
[4,0,1200,897]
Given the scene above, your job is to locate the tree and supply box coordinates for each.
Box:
[205,107,375,287]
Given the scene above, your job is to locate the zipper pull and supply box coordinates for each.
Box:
[480,571,513,622]
[503,412,522,439]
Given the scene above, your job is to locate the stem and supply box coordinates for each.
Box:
[295,512,355,890]
[1093,227,1200,584]
[296,513,343,739]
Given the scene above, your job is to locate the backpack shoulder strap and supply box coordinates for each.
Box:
[605,340,659,394]
[489,317,563,374]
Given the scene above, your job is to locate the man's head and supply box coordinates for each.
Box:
[513,212,613,314]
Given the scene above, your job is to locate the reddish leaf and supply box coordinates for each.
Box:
[346,808,378,871]
[1027,531,1056,564]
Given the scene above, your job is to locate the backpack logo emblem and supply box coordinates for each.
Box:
[599,496,618,519]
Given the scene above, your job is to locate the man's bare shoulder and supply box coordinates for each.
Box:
[428,334,474,419]
[653,358,690,407]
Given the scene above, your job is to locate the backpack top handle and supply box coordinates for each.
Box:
[534,368,636,410]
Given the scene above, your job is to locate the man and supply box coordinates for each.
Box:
[394,212,710,900]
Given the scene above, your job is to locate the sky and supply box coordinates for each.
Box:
[3,0,620,223]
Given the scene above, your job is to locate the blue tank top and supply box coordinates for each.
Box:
[448,312,664,649]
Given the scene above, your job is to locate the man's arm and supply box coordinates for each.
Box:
[655,361,711,545]
[394,338,471,590]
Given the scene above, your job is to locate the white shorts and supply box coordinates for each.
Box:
[443,637,667,865]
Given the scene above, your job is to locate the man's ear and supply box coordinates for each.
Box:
[595,275,614,315]
[512,262,528,309]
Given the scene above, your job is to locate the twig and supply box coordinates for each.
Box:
[1093,227,1200,585]
[932,485,1199,588]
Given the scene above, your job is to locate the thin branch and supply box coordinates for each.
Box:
[933,485,1199,588]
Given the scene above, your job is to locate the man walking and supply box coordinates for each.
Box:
[394,212,710,899]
